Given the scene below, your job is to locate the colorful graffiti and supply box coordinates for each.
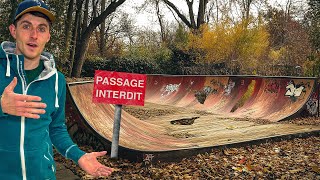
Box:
[285,81,310,99]
[306,92,318,115]
[143,153,155,163]
[151,76,318,119]
[161,83,181,97]
[195,86,216,104]
[224,80,235,95]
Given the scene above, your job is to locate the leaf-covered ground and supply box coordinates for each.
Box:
[55,117,320,180]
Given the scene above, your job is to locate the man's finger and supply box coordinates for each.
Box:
[17,112,41,119]
[93,167,113,177]
[24,101,47,109]
[94,151,107,157]
[4,77,17,92]
[97,167,113,175]
[15,100,46,108]
[18,107,46,115]
[15,94,42,102]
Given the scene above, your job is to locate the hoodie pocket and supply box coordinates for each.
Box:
[41,152,56,179]
[0,149,22,179]
[25,149,56,180]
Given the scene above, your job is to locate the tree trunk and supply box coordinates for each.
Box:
[100,0,106,55]
[68,0,83,77]
[241,0,253,27]
[155,0,167,43]
[64,0,74,77]
[162,0,208,30]
[71,0,126,77]
[162,0,193,28]
[197,0,208,28]
[186,0,196,28]
[82,0,89,32]
[64,0,74,48]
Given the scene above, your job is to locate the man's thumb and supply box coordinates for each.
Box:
[95,151,107,157]
[5,77,17,92]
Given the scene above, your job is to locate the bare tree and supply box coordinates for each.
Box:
[161,0,209,30]
[71,0,126,77]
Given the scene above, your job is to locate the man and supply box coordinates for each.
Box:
[0,0,113,179]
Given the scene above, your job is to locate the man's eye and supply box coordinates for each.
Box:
[22,24,30,29]
[38,27,47,32]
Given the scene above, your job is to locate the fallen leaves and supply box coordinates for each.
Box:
[56,116,320,179]
[311,165,320,174]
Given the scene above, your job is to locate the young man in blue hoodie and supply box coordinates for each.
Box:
[0,0,113,179]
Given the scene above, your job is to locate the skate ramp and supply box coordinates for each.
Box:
[66,75,320,162]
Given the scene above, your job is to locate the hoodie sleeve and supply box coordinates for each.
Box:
[49,73,85,163]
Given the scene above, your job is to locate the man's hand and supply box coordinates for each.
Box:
[78,151,113,177]
[1,77,46,119]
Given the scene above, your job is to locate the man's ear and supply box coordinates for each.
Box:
[9,24,17,39]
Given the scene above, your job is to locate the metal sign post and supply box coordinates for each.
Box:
[111,104,122,159]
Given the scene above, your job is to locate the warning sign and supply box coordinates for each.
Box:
[93,70,147,106]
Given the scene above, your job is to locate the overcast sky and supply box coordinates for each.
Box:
[119,0,309,30]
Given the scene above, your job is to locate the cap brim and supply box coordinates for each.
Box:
[15,6,55,22]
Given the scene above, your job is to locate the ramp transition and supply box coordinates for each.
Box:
[66,75,320,162]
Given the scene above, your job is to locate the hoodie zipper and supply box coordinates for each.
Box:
[17,61,46,180]
[16,56,27,180]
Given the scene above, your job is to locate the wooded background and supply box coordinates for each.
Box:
[0,0,319,77]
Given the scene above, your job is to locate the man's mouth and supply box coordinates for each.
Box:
[27,43,38,48]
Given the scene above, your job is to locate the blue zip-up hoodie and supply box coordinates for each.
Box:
[0,41,85,180]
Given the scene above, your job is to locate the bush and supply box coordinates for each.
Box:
[81,57,164,77]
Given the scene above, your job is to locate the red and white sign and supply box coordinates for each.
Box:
[93,70,146,106]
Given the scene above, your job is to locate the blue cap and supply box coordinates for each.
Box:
[14,0,55,22]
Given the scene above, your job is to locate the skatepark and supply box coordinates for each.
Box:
[66,75,320,162]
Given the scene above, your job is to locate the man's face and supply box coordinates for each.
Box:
[9,13,51,62]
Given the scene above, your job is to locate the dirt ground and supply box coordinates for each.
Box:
[55,102,320,180]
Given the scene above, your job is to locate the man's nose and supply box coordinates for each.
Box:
[30,28,38,39]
